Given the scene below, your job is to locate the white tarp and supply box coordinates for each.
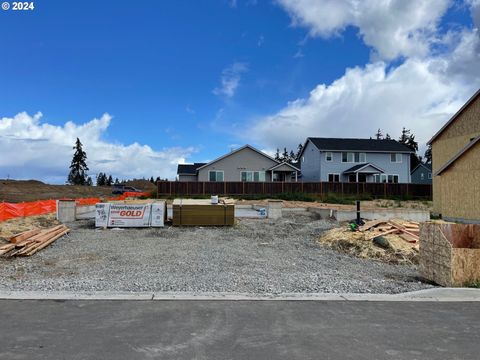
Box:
[95,202,166,228]
[150,203,166,227]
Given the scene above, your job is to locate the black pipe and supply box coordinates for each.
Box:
[356,200,361,225]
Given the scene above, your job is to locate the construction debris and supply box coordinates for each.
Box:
[0,225,69,257]
[318,219,420,265]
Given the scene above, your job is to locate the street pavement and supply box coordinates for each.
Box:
[0,299,479,359]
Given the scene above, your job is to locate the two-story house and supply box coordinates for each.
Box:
[298,137,413,183]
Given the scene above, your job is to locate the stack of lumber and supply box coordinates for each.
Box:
[0,225,69,257]
[172,199,235,226]
[358,219,420,243]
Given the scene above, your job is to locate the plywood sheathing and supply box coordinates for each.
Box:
[419,222,480,286]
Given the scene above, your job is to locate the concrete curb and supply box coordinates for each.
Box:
[0,288,479,301]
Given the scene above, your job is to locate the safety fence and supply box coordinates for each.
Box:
[157,181,432,199]
[0,191,149,222]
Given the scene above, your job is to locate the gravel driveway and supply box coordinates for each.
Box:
[0,213,433,294]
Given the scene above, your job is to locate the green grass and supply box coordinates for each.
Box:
[464,281,480,288]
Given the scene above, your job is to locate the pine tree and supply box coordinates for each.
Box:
[96,172,104,186]
[107,175,113,186]
[289,150,296,163]
[155,176,161,184]
[424,144,432,164]
[399,128,420,170]
[114,178,120,185]
[67,138,89,185]
[296,143,303,160]
[274,148,280,161]
[86,176,93,186]
[150,176,155,183]
[385,133,391,140]
[375,128,383,140]
[281,148,289,162]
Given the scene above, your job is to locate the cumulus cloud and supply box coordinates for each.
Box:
[0,112,195,183]
[277,0,450,60]
[246,0,480,153]
[213,62,249,98]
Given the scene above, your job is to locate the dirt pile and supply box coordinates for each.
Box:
[0,214,60,240]
[318,225,419,265]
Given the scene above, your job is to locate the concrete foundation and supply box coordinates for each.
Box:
[76,205,96,220]
[268,200,283,219]
[56,200,76,223]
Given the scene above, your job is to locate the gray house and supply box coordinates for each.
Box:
[177,145,300,182]
[411,163,432,184]
[298,138,413,183]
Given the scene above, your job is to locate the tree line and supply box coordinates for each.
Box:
[67,138,165,186]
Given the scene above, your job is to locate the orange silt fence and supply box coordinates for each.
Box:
[0,191,151,222]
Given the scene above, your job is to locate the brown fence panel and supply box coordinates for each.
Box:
[158,181,432,199]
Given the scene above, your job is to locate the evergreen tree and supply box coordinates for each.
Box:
[398,128,420,170]
[106,175,113,186]
[385,133,391,140]
[114,178,120,185]
[150,176,155,183]
[67,138,89,185]
[281,147,289,162]
[274,148,280,161]
[86,176,93,186]
[424,144,432,164]
[289,150,296,163]
[296,143,303,160]
[96,172,104,186]
[375,128,383,140]
[155,176,161,184]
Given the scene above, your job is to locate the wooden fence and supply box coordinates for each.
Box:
[157,181,432,199]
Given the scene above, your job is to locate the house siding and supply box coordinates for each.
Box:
[432,94,480,214]
[411,165,432,184]
[197,147,278,182]
[301,141,411,183]
[178,175,197,182]
[300,140,321,181]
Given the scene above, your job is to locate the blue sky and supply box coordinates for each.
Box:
[0,0,479,182]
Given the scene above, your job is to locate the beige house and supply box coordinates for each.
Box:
[177,145,300,182]
[428,89,480,223]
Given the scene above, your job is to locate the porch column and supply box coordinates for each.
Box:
[295,171,298,182]
[356,172,359,182]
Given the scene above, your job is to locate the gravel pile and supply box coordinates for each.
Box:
[0,213,434,294]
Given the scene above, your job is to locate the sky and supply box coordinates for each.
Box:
[0,0,479,183]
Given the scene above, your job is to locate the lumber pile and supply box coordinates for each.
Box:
[0,225,69,257]
[358,219,420,243]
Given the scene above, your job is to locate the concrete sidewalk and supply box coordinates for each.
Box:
[0,288,479,301]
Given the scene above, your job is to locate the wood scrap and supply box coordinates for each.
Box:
[357,218,420,244]
[0,225,69,257]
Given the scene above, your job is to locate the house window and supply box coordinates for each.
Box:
[325,152,333,162]
[241,171,266,182]
[342,152,355,163]
[374,174,398,183]
[390,153,402,163]
[420,173,424,180]
[358,153,366,162]
[328,173,340,182]
[428,173,432,179]
[209,170,224,182]
[302,156,305,163]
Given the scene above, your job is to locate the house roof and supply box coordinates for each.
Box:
[410,162,432,174]
[268,162,301,172]
[304,137,413,154]
[343,163,384,174]
[428,88,480,145]
[434,135,480,176]
[177,163,207,175]
[196,144,279,170]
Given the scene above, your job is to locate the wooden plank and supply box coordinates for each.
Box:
[358,219,388,232]
[9,229,41,244]
[367,229,399,240]
[388,222,419,239]
[23,229,70,256]
[0,243,16,255]
[400,233,418,243]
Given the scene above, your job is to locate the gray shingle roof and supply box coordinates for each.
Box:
[308,137,413,152]
[177,163,206,175]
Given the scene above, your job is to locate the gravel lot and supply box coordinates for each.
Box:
[0,213,433,294]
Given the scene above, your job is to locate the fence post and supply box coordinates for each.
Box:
[282,181,284,193]
[406,183,409,198]
[262,182,265,195]
[384,183,387,198]
[169,181,172,196]
[341,182,344,197]
[242,182,245,195]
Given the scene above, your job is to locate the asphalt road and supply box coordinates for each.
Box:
[1,300,479,360]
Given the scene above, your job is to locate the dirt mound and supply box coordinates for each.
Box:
[319,226,419,265]
[123,179,156,191]
[0,179,113,203]
[0,213,60,240]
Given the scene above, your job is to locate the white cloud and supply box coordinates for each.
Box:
[276,0,451,60]
[0,112,195,183]
[245,0,480,154]
[213,62,249,98]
